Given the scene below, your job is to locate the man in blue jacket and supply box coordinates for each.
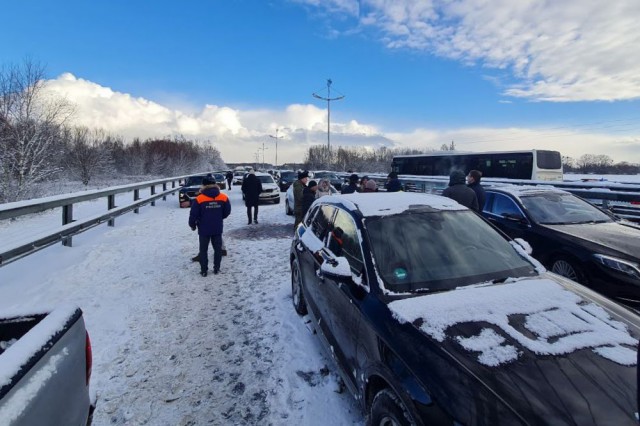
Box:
[189,176,231,276]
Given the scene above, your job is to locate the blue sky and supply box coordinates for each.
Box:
[2,0,639,164]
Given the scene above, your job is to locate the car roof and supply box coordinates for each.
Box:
[487,185,571,198]
[317,192,467,218]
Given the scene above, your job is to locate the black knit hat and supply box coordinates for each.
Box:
[308,180,318,188]
[203,175,216,186]
[298,170,309,179]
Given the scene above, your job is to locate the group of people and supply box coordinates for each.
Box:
[442,169,486,212]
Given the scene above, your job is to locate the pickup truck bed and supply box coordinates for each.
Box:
[0,305,93,425]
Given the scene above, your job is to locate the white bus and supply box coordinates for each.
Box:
[391,149,563,181]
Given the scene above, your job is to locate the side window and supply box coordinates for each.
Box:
[304,205,320,227]
[310,205,335,243]
[330,210,365,276]
[492,193,523,217]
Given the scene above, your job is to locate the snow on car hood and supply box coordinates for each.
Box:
[389,278,637,367]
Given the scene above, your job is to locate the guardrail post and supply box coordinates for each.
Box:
[62,204,73,247]
[162,183,167,201]
[108,195,116,227]
[134,189,140,214]
[602,199,609,209]
[150,185,156,207]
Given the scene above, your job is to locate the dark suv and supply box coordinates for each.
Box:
[291,192,639,425]
[278,170,297,192]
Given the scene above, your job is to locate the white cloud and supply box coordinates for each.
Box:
[43,74,640,164]
[300,0,640,102]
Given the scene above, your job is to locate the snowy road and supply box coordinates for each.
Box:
[0,188,364,425]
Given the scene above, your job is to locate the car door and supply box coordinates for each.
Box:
[484,192,531,240]
[297,205,336,339]
[318,208,365,390]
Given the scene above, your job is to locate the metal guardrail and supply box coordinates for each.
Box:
[0,173,205,266]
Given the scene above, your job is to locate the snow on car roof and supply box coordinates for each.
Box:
[389,278,638,367]
[488,184,571,198]
[321,192,467,217]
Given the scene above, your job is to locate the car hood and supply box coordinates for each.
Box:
[541,222,640,259]
[262,183,278,190]
[388,275,640,425]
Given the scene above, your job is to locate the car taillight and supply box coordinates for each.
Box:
[86,331,92,385]
[631,201,640,205]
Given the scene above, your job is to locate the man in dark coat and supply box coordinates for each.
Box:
[301,180,318,217]
[293,170,309,229]
[241,170,263,224]
[225,171,233,190]
[189,176,231,276]
[341,174,360,194]
[385,172,402,192]
[466,169,486,212]
[442,170,479,210]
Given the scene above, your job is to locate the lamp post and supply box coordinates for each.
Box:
[313,79,345,164]
[269,128,282,169]
[258,142,268,171]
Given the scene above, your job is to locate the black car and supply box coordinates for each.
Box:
[278,170,297,192]
[482,186,640,305]
[290,192,639,425]
[178,175,209,208]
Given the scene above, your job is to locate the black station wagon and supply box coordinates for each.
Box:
[290,192,640,425]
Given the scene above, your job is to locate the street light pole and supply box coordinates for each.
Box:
[313,79,345,163]
[258,142,268,171]
[269,128,282,169]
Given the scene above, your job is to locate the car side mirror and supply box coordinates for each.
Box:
[320,256,352,280]
[514,238,533,255]
[503,212,527,224]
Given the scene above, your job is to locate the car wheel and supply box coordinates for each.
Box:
[285,199,293,215]
[551,256,586,283]
[370,389,413,426]
[291,259,307,315]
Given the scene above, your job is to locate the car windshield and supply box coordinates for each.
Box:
[213,173,224,181]
[366,210,536,292]
[520,193,613,225]
[258,175,275,184]
[186,176,205,186]
[280,172,296,180]
[314,172,337,180]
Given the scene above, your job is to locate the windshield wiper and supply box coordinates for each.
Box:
[491,277,510,284]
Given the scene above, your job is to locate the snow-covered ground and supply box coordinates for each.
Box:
[0,187,364,425]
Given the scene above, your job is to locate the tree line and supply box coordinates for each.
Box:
[0,60,224,203]
[563,154,639,175]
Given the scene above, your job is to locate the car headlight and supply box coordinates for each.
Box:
[593,254,640,280]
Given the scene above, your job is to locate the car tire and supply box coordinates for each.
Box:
[291,259,307,315]
[550,255,587,284]
[370,388,413,426]
[285,199,293,216]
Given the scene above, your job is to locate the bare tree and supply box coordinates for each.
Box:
[64,127,114,185]
[0,59,73,202]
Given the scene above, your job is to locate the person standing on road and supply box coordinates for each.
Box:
[442,170,479,211]
[241,170,263,224]
[341,174,359,194]
[385,172,402,192]
[466,169,486,212]
[302,180,318,217]
[293,170,309,229]
[225,171,233,190]
[189,176,231,277]
[316,178,332,198]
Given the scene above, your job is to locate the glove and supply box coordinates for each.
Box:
[190,226,196,231]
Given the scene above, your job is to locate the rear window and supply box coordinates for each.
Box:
[536,150,562,169]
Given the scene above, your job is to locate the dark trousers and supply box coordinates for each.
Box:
[226,179,232,189]
[246,205,258,222]
[199,234,223,272]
